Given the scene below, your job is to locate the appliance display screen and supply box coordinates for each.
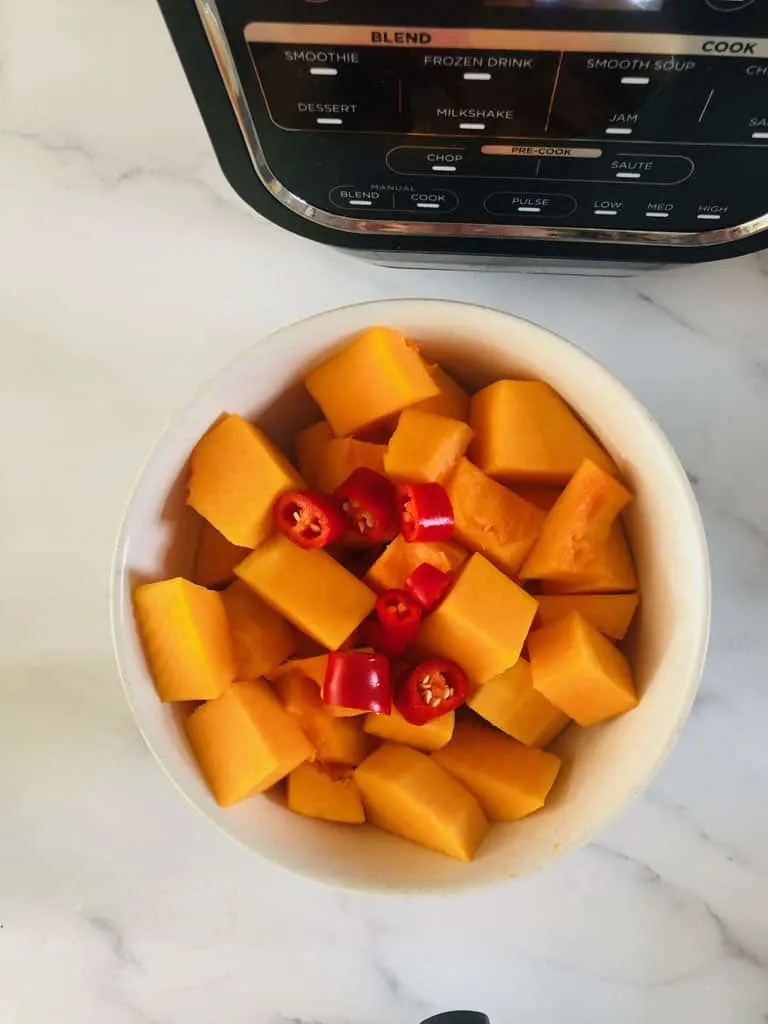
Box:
[487,0,663,8]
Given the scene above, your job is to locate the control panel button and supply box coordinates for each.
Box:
[250,44,402,131]
[541,152,693,184]
[386,145,539,178]
[694,201,730,223]
[643,200,678,223]
[608,154,694,183]
[406,50,559,136]
[329,186,395,211]
[484,192,577,218]
[387,146,468,175]
[591,199,626,219]
[395,189,459,214]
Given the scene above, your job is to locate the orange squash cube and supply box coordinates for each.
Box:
[287,762,366,824]
[419,554,538,685]
[134,578,235,702]
[187,414,302,548]
[416,365,470,421]
[304,327,439,437]
[273,671,372,765]
[364,535,468,593]
[521,459,633,583]
[384,409,473,484]
[468,659,570,747]
[315,438,387,494]
[471,380,617,485]
[528,612,638,726]
[541,520,638,594]
[445,458,545,576]
[192,521,250,588]
[364,708,455,752]
[354,743,488,861]
[186,679,314,806]
[432,720,562,821]
[236,534,376,649]
[296,421,334,489]
[220,581,297,679]
[536,593,639,640]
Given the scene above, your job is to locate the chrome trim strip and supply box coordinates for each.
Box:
[195,2,768,249]
[244,23,768,57]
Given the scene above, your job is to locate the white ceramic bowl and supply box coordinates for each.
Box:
[112,299,710,893]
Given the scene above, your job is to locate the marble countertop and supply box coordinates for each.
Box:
[3,2,768,1022]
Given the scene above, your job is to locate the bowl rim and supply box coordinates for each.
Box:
[110,297,711,893]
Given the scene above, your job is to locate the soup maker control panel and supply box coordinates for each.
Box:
[157,1,768,266]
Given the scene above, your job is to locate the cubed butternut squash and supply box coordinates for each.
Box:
[364,708,455,752]
[468,659,570,747]
[445,459,545,576]
[287,762,365,824]
[536,593,639,640]
[236,534,376,650]
[274,670,372,765]
[418,553,538,685]
[192,521,250,588]
[432,720,561,821]
[416,365,470,421]
[520,459,633,582]
[354,743,488,861]
[187,414,302,548]
[541,520,638,594]
[528,612,638,726]
[364,535,468,593]
[470,380,617,485]
[296,421,334,488]
[186,679,314,806]
[304,327,439,437]
[134,578,235,702]
[220,581,297,679]
[315,438,387,494]
[384,409,473,483]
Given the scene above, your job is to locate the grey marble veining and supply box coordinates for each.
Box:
[1,1,768,1022]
